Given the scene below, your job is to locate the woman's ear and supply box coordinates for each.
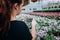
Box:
[13,3,19,10]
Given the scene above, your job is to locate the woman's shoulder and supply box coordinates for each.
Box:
[10,20,27,27]
[11,20,25,24]
[10,20,28,32]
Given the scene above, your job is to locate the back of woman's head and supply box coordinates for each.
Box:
[0,0,23,40]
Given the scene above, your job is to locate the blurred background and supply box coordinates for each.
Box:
[16,0,60,40]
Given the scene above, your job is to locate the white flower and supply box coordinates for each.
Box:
[37,30,47,38]
[41,26,49,32]
[54,36,60,40]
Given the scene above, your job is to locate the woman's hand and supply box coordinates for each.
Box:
[32,18,37,27]
[31,18,37,40]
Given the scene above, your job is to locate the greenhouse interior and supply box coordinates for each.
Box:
[16,0,60,40]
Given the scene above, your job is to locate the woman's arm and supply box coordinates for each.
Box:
[31,18,37,40]
[23,18,37,40]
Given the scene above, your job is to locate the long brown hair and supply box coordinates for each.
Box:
[0,0,22,40]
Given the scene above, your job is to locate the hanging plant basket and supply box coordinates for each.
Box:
[31,0,37,2]
[23,0,29,6]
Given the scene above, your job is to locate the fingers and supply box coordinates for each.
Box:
[32,18,37,27]
[32,18,37,23]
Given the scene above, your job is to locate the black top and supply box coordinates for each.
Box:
[0,20,32,40]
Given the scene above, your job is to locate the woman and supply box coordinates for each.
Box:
[0,0,36,40]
